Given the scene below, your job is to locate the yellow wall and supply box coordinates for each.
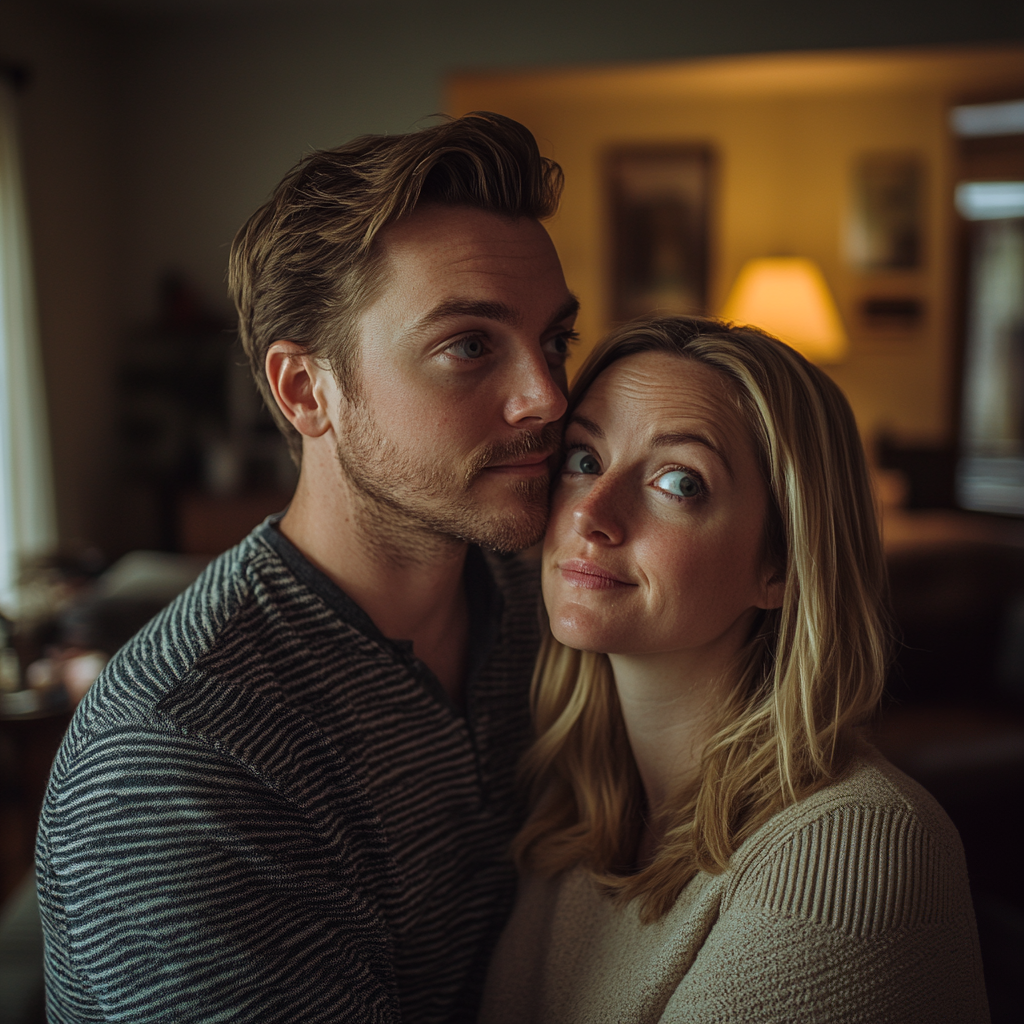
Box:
[448,46,1024,447]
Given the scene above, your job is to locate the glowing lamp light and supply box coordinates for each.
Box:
[721,257,848,364]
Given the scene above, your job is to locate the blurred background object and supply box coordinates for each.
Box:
[0,1,1023,1021]
[607,145,713,322]
[0,547,206,1021]
[956,175,1024,517]
[720,255,849,363]
[114,273,296,553]
[0,64,56,617]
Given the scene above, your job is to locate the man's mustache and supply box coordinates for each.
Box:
[468,423,563,480]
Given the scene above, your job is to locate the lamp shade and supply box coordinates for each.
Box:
[720,257,848,364]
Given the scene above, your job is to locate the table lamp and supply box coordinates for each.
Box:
[720,257,848,364]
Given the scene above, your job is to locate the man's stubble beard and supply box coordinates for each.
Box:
[334,395,561,561]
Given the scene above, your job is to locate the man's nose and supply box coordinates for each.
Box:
[503,348,569,427]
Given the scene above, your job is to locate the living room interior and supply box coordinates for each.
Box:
[1,0,1022,1020]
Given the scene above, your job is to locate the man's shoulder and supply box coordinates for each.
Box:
[476,548,542,701]
[484,547,541,599]
[80,530,283,711]
[482,547,542,648]
[42,529,380,833]
[60,525,367,770]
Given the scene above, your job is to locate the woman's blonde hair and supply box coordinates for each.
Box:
[514,315,890,922]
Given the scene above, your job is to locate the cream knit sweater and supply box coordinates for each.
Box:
[480,745,989,1023]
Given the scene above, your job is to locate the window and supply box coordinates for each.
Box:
[0,78,56,612]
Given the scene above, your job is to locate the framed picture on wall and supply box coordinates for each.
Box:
[607,146,714,324]
[847,153,924,270]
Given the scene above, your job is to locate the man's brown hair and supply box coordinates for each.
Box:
[228,111,564,461]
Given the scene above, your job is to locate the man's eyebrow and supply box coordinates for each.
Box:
[568,414,604,439]
[652,431,733,478]
[548,296,580,328]
[409,299,521,335]
[409,294,580,340]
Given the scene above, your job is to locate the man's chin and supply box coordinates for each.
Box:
[345,467,550,555]
[466,478,549,553]
[477,517,546,555]
[458,493,548,554]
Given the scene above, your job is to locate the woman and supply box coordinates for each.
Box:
[481,316,988,1023]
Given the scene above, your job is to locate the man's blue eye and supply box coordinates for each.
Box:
[654,469,701,497]
[565,450,600,474]
[451,336,485,359]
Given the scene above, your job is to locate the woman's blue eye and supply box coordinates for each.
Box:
[654,469,701,498]
[565,450,601,475]
[450,336,485,359]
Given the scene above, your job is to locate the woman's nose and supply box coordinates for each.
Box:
[571,478,625,545]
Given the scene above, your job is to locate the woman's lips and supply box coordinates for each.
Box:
[558,559,636,590]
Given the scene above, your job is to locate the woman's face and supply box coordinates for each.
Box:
[543,350,782,660]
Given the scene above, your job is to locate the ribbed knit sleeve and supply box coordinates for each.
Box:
[662,802,989,1023]
[744,804,956,935]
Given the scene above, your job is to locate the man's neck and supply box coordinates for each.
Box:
[279,447,471,706]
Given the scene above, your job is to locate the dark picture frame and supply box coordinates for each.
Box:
[607,145,714,324]
[847,153,924,271]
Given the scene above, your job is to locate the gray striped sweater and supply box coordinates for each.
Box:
[36,520,539,1023]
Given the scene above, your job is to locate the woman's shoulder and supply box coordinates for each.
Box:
[739,740,959,849]
[723,741,972,936]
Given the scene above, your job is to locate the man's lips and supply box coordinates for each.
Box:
[483,451,556,476]
[558,559,636,590]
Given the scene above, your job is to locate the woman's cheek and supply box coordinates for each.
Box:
[544,485,577,544]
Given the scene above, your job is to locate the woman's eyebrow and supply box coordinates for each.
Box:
[651,431,733,479]
[567,414,604,439]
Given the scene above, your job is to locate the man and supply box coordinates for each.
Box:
[36,112,578,1023]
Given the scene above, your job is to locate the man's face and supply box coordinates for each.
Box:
[334,204,577,554]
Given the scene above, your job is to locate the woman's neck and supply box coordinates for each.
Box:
[608,612,757,822]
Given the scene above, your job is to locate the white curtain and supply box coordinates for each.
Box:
[0,79,56,614]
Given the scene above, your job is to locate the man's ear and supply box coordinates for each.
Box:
[265,341,336,439]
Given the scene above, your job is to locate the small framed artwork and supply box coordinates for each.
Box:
[607,146,714,323]
[847,153,924,271]
[859,296,925,330]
